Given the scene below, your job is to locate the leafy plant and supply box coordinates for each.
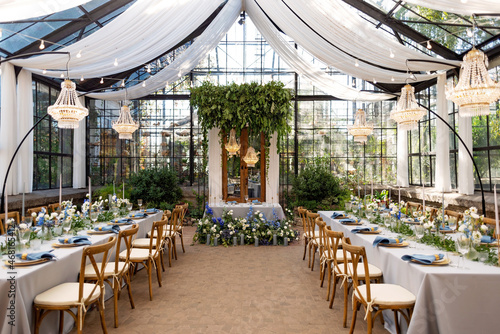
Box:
[128,166,183,207]
[94,183,130,201]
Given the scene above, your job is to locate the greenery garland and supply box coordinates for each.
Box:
[190,81,294,176]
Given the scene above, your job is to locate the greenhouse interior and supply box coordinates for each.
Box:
[0,0,500,333]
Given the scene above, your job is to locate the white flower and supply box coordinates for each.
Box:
[458,224,466,232]
[19,223,28,230]
[480,224,488,232]
[252,228,256,232]
[44,214,50,220]
[230,231,234,235]
[259,213,263,218]
[423,222,433,229]
[472,231,482,241]
[51,212,58,218]
[99,196,102,200]
[471,212,479,219]
[470,207,478,214]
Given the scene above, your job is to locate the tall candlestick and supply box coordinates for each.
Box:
[89,177,92,204]
[59,173,62,205]
[364,183,367,197]
[422,184,425,214]
[494,185,499,239]
[442,191,445,228]
[389,187,391,203]
[371,180,373,198]
[123,182,125,199]
[113,181,115,195]
[22,182,26,220]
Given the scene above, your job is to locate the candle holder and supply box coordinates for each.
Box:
[273,234,277,246]
[233,236,237,246]
[254,236,259,247]
[284,237,288,246]
[240,233,244,245]
[206,234,211,246]
[213,237,218,247]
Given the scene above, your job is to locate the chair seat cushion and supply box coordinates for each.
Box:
[336,263,383,278]
[83,262,129,279]
[34,282,101,307]
[322,250,351,262]
[132,238,158,248]
[355,284,416,307]
[119,248,150,261]
[147,229,176,238]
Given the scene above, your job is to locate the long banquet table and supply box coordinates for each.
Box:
[319,211,500,334]
[0,211,163,334]
[209,203,285,220]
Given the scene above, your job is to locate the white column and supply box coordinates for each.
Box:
[397,127,409,187]
[16,69,33,193]
[73,96,87,188]
[266,132,279,203]
[0,62,18,195]
[208,127,222,205]
[458,116,474,194]
[434,73,451,192]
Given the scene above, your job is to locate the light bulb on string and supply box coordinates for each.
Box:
[426,41,432,49]
[80,75,84,82]
[146,64,151,73]
[467,28,473,38]
[391,77,395,82]
[165,82,169,90]
[0,28,3,39]
[114,58,118,66]
[142,81,146,87]
[39,40,45,50]
[178,70,182,77]
[373,78,377,84]
[76,50,82,58]
[121,80,125,87]
[60,73,65,78]
[42,69,47,74]
[100,78,104,84]
[354,59,359,67]
[389,50,395,58]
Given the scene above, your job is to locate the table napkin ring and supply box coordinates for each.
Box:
[98,227,103,231]
[434,254,440,261]
[64,238,69,244]
[395,238,401,243]
[21,253,28,260]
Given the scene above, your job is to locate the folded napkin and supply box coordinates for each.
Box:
[252,200,261,204]
[129,212,148,218]
[339,218,358,224]
[145,208,160,213]
[94,225,120,234]
[113,218,133,224]
[226,201,238,204]
[58,236,91,245]
[331,212,345,219]
[351,226,378,233]
[373,236,404,247]
[401,253,444,265]
[16,250,56,261]
[439,226,452,231]
[481,235,497,243]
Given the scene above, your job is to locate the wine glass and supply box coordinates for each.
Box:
[62,218,72,237]
[24,217,33,229]
[455,237,470,269]
[448,217,457,231]
[138,199,143,211]
[413,224,425,249]
[17,227,31,250]
[90,211,99,225]
[127,202,133,212]
[112,206,119,220]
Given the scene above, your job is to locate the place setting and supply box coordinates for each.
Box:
[401,253,451,266]
[4,249,57,268]
[373,236,409,248]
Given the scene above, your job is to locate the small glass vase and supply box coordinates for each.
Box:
[254,236,259,247]
[233,236,237,246]
[240,234,245,245]
[284,237,288,246]
[206,234,211,246]
[273,234,277,246]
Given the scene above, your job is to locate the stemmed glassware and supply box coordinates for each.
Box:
[112,206,119,220]
[244,195,249,204]
[138,199,143,211]
[62,218,72,237]
[17,225,31,250]
[90,210,99,226]
[455,237,470,269]
[448,217,457,231]
[413,224,425,249]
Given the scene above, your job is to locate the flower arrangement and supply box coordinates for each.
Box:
[457,206,491,242]
[193,203,299,247]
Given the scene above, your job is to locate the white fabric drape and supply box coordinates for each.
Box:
[10,0,225,79]
[403,0,500,16]
[397,128,409,187]
[16,69,33,194]
[87,0,241,100]
[266,133,279,203]
[252,0,458,83]
[246,0,393,101]
[73,96,87,189]
[458,116,474,195]
[208,128,223,205]
[434,73,451,192]
[0,0,91,22]
[0,62,18,195]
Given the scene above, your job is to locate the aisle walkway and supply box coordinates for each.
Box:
[76,226,387,333]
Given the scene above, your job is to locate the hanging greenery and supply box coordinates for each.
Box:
[190,81,294,174]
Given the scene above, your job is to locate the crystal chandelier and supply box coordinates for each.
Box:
[446,48,500,117]
[243,147,259,167]
[348,109,373,143]
[225,129,240,155]
[112,104,139,139]
[47,80,88,129]
[390,84,426,131]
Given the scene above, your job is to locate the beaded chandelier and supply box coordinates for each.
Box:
[243,147,259,167]
[225,129,240,155]
[112,104,138,139]
[390,84,426,131]
[446,48,500,117]
[47,80,88,129]
[348,109,373,143]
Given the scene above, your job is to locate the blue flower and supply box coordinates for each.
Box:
[205,202,213,216]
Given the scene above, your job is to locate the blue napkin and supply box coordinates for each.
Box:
[129,212,148,218]
[340,218,358,225]
[113,218,133,224]
[481,235,497,243]
[439,226,452,231]
[58,236,91,245]
[16,250,56,261]
[401,253,444,265]
[226,201,237,204]
[94,225,120,234]
[373,236,404,247]
[331,212,345,219]
[252,200,261,204]
[351,227,378,233]
[145,208,160,213]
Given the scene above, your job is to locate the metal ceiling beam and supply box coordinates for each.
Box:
[14,0,134,55]
[341,0,461,60]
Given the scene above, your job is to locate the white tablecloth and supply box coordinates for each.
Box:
[208,203,285,220]
[0,211,162,334]
[319,211,500,334]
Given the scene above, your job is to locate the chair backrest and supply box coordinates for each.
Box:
[306,211,319,239]
[406,202,422,216]
[483,217,499,238]
[168,207,183,233]
[176,203,188,223]
[48,203,61,213]
[315,217,327,251]
[115,224,139,274]
[425,207,437,222]
[149,219,169,257]
[324,229,343,268]
[444,210,463,222]
[78,236,117,305]
[341,237,372,306]
[162,210,172,220]
[27,206,48,216]
[297,207,307,234]
[0,211,21,231]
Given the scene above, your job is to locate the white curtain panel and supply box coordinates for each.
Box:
[266,133,279,204]
[397,128,409,187]
[208,128,222,205]
[73,96,87,189]
[434,73,451,192]
[247,0,393,101]
[458,116,474,195]
[16,69,34,194]
[252,0,458,83]
[0,0,91,22]
[403,0,500,15]
[87,0,241,100]
[10,0,225,79]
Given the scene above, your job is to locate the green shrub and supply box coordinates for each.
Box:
[128,166,183,207]
[94,183,130,201]
[291,158,349,211]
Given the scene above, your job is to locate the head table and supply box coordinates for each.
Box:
[208,203,285,220]
[0,211,163,334]
[319,211,500,334]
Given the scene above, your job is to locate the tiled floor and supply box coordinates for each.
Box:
[74,226,387,333]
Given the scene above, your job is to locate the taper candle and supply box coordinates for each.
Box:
[89,177,92,204]
[371,180,373,198]
[59,173,62,205]
[494,185,499,239]
[422,184,425,213]
[22,182,26,219]
[123,182,125,199]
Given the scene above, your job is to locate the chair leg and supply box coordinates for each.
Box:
[168,241,173,267]
[394,310,401,334]
[172,236,178,260]
[156,256,163,287]
[326,265,332,301]
[179,230,185,253]
[329,274,338,309]
[34,307,41,334]
[113,283,119,328]
[125,273,135,309]
[343,282,349,328]
[147,260,153,301]
[308,244,312,268]
[159,250,165,272]
[311,246,316,271]
[97,298,108,334]
[349,299,359,334]
[367,310,373,334]
[320,263,325,286]
[302,237,307,260]
[59,310,64,334]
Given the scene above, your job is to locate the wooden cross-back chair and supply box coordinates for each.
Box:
[444,210,463,229]
[164,207,184,266]
[297,207,308,261]
[34,236,117,334]
[48,203,61,213]
[405,202,422,217]
[306,211,320,271]
[27,206,48,217]
[342,238,415,334]
[425,206,437,222]
[0,211,21,234]
[315,217,329,281]
[482,217,500,238]
[84,224,139,328]
[175,203,188,253]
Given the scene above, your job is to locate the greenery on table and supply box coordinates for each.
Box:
[94,183,131,201]
[419,233,456,252]
[97,211,115,222]
[128,166,183,207]
[290,157,350,210]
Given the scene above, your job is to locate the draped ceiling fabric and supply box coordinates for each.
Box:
[403,0,500,16]
[0,0,91,22]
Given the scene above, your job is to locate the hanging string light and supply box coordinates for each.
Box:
[243,147,260,167]
[113,58,118,66]
[348,109,373,143]
[39,40,45,50]
[48,80,88,129]
[112,101,139,140]
[225,129,240,155]
[390,84,426,131]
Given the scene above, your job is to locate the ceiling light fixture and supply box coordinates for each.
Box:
[48,80,88,129]
[243,147,259,167]
[390,84,426,131]
[112,102,139,140]
[348,109,373,143]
